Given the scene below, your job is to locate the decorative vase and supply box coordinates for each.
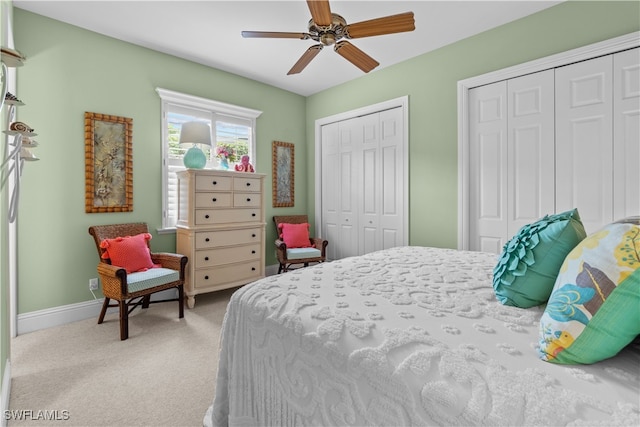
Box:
[220,157,229,170]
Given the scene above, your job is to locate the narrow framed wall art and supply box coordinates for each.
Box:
[84,112,133,213]
[272,140,294,207]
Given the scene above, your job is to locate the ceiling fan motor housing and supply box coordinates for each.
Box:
[308,13,347,46]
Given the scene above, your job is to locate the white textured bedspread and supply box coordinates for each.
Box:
[205,246,640,426]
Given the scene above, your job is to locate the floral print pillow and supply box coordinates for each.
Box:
[538,217,640,364]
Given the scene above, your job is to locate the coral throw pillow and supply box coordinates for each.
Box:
[100,233,159,273]
[278,223,312,248]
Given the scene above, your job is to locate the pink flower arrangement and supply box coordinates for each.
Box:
[215,145,237,162]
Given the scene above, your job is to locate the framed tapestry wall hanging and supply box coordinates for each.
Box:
[272,141,294,207]
[84,112,133,213]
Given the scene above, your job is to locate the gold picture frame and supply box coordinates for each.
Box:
[272,141,295,207]
[84,112,133,213]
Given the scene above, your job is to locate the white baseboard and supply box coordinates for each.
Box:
[17,289,178,335]
[1,359,10,427]
[15,267,282,336]
[265,264,279,276]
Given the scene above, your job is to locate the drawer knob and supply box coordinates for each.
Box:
[252,233,256,238]
[204,275,209,280]
[251,250,256,254]
[205,214,210,219]
[252,213,256,217]
[246,198,251,202]
[212,181,217,185]
[212,198,217,202]
[251,267,256,271]
[246,182,251,187]
[205,238,210,242]
[204,256,209,261]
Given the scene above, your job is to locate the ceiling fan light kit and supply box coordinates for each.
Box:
[242,0,415,75]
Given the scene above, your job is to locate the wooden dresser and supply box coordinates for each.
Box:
[176,169,266,308]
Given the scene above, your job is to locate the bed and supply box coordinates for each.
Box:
[204,245,639,426]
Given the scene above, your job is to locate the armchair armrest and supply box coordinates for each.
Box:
[275,239,287,250]
[274,239,288,263]
[151,252,188,278]
[310,238,328,257]
[96,262,128,297]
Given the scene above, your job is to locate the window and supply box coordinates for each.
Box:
[156,88,262,230]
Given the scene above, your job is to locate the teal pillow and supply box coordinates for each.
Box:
[493,209,587,308]
[538,218,640,364]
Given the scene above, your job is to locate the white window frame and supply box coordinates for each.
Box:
[156,88,262,232]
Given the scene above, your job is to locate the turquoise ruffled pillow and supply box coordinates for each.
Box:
[493,209,587,308]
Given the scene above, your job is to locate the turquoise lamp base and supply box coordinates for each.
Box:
[183,146,206,169]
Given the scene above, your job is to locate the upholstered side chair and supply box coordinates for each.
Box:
[88,223,188,340]
[273,215,328,273]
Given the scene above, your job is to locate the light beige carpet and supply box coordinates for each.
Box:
[8,288,235,427]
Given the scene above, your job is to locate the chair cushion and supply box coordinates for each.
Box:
[100,233,159,273]
[127,268,180,293]
[286,247,322,260]
[279,223,312,248]
[492,209,587,308]
[537,217,640,364]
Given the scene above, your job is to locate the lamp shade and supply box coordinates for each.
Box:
[179,121,212,169]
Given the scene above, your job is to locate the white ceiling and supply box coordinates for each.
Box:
[13,0,562,96]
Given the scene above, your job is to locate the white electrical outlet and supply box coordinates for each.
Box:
[89,278,99,291]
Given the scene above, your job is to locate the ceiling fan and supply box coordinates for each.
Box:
[241,0,415,75]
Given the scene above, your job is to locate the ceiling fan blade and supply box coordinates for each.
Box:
[334,41,379,73]
[288,44,323,75]
[242,31,309,40]
[306,0,332,26]
[345,12,415,39]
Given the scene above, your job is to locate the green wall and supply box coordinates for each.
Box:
[9,1,640,317]
[13,9,306,313]
[305,0,640,249]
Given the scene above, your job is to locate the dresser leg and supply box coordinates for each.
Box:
[187,295,195,309]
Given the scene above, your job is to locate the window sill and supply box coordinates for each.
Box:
[156,226,176,235]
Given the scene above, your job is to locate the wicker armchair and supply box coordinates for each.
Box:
[88,223,188,340]
[273,215,328,273]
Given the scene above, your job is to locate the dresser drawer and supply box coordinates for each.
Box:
[194,261,261,288]
[195,192,232,208]
[233,176,262,192]
[233,193,261,208]
[195,175,232,191]
[195,228,262,249]
[196,208,261,225]
[195,243,261,268]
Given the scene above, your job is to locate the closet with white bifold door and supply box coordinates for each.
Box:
[320,106,406,261]
[468,46,639,253]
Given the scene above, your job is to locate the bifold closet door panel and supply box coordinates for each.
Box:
[555,55,614,234]
[506,70,555,238]
[321,120,359,261]
[613,47,640,220]
[468,81,509,253]
[321,122,341,261]
[372,107,404,252]
[360,112,382,255]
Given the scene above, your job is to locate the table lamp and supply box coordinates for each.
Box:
[179,121,212,169]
